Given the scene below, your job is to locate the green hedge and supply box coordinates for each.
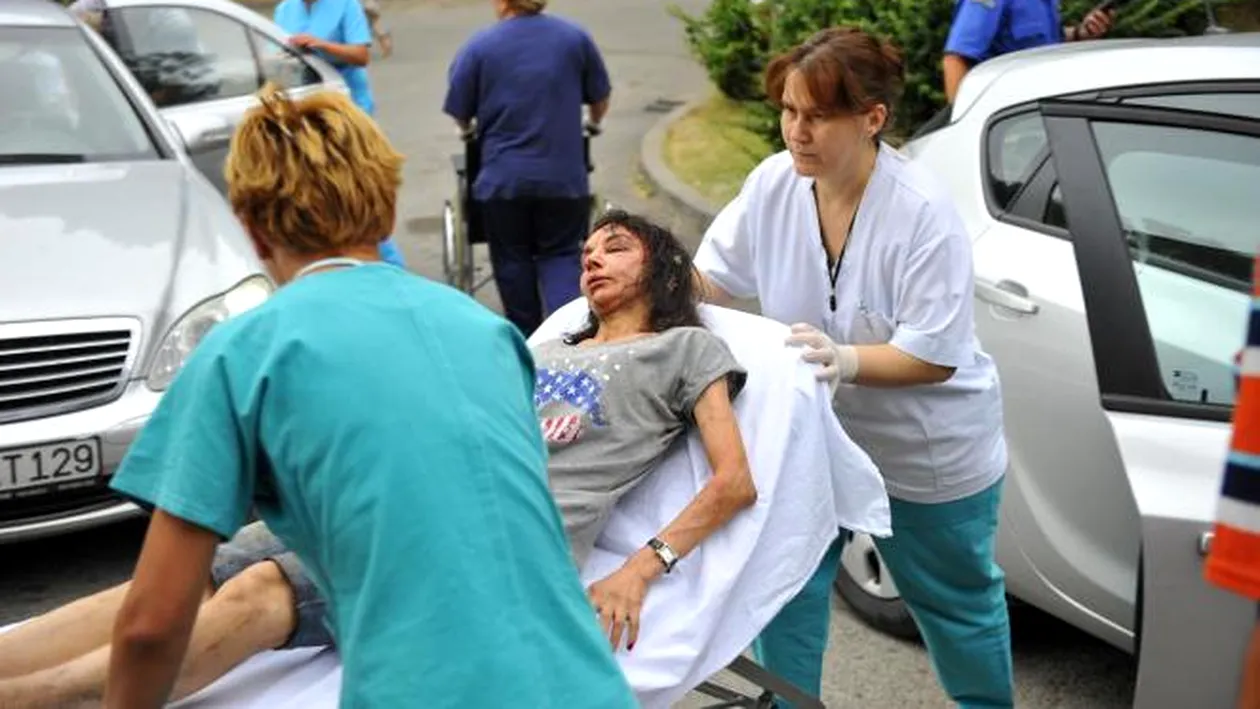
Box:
[671,0,1232,149]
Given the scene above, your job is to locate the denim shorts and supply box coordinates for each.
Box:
[210,521,333,649]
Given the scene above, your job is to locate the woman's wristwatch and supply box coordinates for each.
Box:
[647,537,679,574]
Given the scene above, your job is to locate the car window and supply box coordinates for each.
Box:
[985,111,1049,211]
[251,30,321,89]
[1121,92,1260,121]
[107,7,260,108]
[1092,121,1260,407]
[0,26,157,163]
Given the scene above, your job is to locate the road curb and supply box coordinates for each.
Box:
[638,97,721,230]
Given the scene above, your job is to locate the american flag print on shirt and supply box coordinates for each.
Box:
[1205,254,1260,601]
[535,366,608,445]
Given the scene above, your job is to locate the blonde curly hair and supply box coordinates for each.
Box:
[224,84,404,256]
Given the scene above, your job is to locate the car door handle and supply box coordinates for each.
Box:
[976,280,1040,315]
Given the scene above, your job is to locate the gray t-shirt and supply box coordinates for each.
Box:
[532,326,747,568]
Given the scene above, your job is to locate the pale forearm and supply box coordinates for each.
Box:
[852,344,954,388]
[630,472,757,581]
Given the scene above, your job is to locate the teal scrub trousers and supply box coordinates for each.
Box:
[754,478,1013,709]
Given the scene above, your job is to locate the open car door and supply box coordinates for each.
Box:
[1041,93,1260,708]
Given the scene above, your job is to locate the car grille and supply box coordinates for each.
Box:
[0,321,138,424]
[0,485,121,525]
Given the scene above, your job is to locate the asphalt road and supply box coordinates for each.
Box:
[0,1,1138,706]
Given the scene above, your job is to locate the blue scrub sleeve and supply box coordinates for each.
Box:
[109,332,257,541]
[580,32,612,105]
[341,0,372,46]
[888,203,978,369]
[443,45,478,123]
[944,0,1004,62]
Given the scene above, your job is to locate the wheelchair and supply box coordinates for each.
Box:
[441,126,604,296]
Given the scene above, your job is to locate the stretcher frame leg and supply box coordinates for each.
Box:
[692,654,826,709]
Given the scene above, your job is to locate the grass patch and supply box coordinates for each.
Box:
[663,93,774,207]
[1220,1,1260,30]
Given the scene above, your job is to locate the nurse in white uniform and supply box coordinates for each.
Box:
[694,26,1013,709]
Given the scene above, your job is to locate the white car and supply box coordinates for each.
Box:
[87,0,349,193]
[835,32,1260,708]
[0,0,270,542]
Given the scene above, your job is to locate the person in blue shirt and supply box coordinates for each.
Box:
[443,0,612,336]
[99,85,637,709]
[273,0,407,269]
[943,0,1114,102]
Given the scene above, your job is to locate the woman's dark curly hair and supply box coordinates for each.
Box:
[564,210,704,345]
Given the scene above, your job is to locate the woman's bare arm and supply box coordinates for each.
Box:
[622,377,757,582]
[587,376,756,650]
[853,343,956,387]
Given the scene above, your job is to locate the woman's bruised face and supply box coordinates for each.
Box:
[580,224,648,316]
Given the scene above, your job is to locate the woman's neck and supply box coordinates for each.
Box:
[589,305,652,344]
[814,142,879,209]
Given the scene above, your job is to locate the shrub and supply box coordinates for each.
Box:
[673,0,1234,147]
[668,0,773,102]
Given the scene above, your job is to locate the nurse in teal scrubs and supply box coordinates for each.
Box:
[273,0,406,268]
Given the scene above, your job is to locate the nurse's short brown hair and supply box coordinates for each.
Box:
[765,26,905,132]
[224,84,404,256]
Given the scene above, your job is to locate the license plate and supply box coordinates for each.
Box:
[0,438,103,498]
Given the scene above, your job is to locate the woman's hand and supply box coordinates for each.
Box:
[785,323,858,394]
[587,551,662,652]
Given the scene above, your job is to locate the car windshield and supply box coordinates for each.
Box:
[0,26,158,165]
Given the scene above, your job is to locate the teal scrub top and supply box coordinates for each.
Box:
[274,0,376,114]
[111,264,636,708]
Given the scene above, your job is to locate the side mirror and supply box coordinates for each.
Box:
[166,113,234,154]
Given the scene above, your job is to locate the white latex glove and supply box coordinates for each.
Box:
[785,323,860,396]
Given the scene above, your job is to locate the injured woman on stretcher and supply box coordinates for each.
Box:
[0,211,890,709]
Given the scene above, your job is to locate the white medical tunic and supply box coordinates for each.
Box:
[694,146,1008,504]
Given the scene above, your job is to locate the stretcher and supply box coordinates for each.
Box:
[7,303,891,708]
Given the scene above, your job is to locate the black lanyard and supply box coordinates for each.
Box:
[813,185,862,313]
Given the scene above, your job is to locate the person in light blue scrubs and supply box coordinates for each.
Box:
[273,0,407,268]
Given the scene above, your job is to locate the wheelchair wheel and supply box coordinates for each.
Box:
[456,195,476,294]
[441,199,458,285]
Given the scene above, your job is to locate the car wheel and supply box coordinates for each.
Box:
[834,531,921,641]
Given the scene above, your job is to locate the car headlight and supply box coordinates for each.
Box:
[146,275,273,391]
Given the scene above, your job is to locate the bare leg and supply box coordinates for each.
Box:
[0,561,296,709]
[0,582,135,679]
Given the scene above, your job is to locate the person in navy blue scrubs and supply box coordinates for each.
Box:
[443,0,611,336]
[274,0,407,269]
[943,0,1114,102]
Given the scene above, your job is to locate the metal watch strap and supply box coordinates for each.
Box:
[647,537,678,574]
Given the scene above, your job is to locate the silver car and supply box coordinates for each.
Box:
[84,0,349,193]
[834,32,1260,707]
[0,0,270,542]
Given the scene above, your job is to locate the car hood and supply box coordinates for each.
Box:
[0,161,265,373]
